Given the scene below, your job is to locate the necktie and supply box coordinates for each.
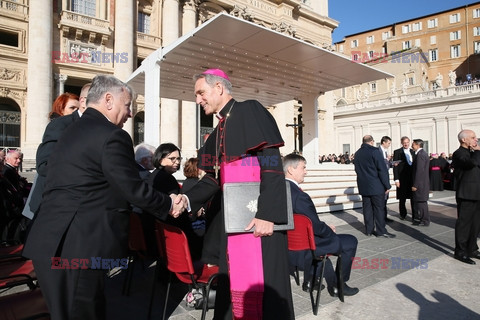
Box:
[385,151,388,159]
[405,150,412,165]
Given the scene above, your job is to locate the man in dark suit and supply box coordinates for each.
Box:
[392,136,416,220]
[354,135,395,238]
[23,75,187,320]
[284,153,359,297]
[378,136,393,223]
[411,139,430,226]
[452,129,480,265]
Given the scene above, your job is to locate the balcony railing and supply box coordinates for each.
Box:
[136,32,162,50]
[0,0,28,17]
[335,82,480,113]
[60,10,110,30]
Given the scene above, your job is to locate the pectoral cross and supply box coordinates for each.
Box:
[286,117,304,154]
[214,162,220,179]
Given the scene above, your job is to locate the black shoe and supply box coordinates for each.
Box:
[376,232,396,238]
[470,251,480,260]
[302,279,325,292]
[454,254,476,265]
[412,220,421,225]
[385,217,394,223]
[328,283,359,297]
[399,215,406,221]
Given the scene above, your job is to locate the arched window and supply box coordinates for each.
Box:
[133,111,144,145]
[0,98,21,149]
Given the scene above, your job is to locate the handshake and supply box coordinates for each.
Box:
[169,194,189,218]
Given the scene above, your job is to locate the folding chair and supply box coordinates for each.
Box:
[154,221,219,320]
[287,214,344,315]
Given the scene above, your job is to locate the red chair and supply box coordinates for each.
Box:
[0,287,50,320]
[0,259,37,290]
[154,221,219,320]
[287,214,344,315]
[122,212,149,296]
[0,244,24,263]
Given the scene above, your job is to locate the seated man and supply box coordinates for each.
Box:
[284,153,359,297]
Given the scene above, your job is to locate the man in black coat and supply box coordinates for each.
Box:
[23,75,187,320]
[392,136,416,220]
[284,153,359,297]
[452,129,480,265]
[354,135,395,238]
[411,139,430,226]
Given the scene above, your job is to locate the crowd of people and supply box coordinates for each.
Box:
[2,69,477,320]
[318,152,354,164]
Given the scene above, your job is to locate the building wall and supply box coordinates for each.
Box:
[0,0,333,168]
[328,2,480,158]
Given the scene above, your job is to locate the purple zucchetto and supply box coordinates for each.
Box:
[202,68,230,81]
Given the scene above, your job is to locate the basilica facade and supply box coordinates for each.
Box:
[0,0,335,169]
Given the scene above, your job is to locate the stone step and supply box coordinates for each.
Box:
[299,165,397,213]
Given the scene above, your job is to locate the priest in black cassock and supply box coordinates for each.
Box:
[184,69,294,320]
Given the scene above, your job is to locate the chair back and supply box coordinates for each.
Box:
[287,214,316,252]
[155,221,195,276]
[128,212,148,253]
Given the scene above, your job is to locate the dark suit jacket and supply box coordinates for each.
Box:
[412,148,430,201]
[452,147,480,200]
[287,180,340,255]
[29,111,81,214]
[23,108,172,261]
[354,143,391,196]
[392,147,414,199]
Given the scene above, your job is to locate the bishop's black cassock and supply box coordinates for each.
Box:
[185,98,294,320]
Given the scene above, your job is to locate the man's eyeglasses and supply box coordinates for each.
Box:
[167,157,182,162]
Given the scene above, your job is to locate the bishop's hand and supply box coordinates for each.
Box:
[245,218,274,237]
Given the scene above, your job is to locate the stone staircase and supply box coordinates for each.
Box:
[300,163,397,213]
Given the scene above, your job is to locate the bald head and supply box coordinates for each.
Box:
[458,129,478,149]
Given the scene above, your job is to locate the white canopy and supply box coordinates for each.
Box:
[127,12,392,107]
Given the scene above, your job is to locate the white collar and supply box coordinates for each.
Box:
[286,177,300,187]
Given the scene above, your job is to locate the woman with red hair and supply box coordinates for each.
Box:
[48,92,80,120]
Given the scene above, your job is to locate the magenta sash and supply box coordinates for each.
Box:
[221,158,263,319]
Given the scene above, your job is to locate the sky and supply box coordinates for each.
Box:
[329,0,479,43]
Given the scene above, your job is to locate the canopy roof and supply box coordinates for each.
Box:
[127,13,392,107]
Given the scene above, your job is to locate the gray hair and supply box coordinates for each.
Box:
[134,143,156,163]
[283,153,306,174]
[86,75,133,106]
[193,73,232,95]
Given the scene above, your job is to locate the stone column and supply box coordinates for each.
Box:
[55,74,68,96]
[180,0,198,159]
[298,94,320,165]
[114,0,135,136]
[160,0,180,146]
[24,0,53,163]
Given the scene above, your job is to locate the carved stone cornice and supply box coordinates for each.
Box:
[0,68,21,82]
[271,21,296,37]
[58,10,111,45]
[230,5,254,22]
[0,87,24,101]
